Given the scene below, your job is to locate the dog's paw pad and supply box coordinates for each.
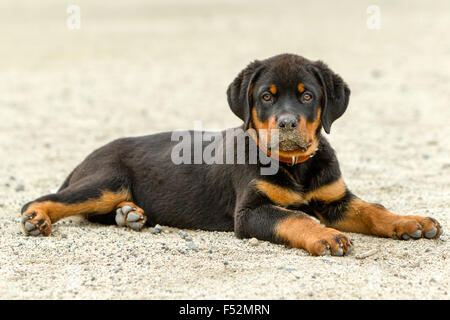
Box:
[115,208,127,226]
[126,212,141,222]
[115,203,146,231]
[424,227,437,239]
[21,210,51,237]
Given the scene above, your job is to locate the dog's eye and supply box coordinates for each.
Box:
[301,92,313,103]
[262,93,273,102]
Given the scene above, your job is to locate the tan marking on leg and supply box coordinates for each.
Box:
[25,189,131,223]
[275,214,352,256]
[255,180,305,206]
[328,198,442,239]
[304,177,346,203]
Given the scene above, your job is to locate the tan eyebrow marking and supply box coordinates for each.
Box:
[269,84,277,95]
[298,83,305,93]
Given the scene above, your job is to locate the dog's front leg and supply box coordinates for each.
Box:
[234,205,353,256]
[316,198,443,240]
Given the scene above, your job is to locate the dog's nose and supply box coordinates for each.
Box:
[277,115,298,130]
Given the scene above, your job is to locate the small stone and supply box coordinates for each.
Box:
[61,233,68,239]
[371,69,382,78]
[178,230,188,239]
[249,238,259,246]
[0,203,4,208]
[425,248,431,253]
[355,249,378,259]
[151,224,163,234]
[15,185,25,192]
[186,241,198,251]
[223,261,229,265]
[207,249,213,254]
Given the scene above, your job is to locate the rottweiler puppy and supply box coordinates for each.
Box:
[20,54,442,256]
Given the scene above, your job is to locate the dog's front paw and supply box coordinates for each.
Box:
[115,202,146,231]
[21,209,52,236]
[306,228,353,257]
[392,216,443,240]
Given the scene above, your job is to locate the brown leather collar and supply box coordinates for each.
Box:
[248,129,316,166]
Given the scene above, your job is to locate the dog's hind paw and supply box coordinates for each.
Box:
[115,202,146,231]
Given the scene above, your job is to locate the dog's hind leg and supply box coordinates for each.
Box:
[20,175,145,236]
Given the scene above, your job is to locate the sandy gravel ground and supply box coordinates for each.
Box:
[0,0,449,299]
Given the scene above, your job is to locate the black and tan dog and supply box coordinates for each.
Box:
[21,54,442,256]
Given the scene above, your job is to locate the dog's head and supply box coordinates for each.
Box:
[227,54,350,158]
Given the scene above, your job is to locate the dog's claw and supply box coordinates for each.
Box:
[410,229,422,239]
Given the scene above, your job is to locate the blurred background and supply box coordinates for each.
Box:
[1,0,449,202]
[0,0,449,299]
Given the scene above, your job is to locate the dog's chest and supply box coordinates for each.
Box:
[254,175,346,207]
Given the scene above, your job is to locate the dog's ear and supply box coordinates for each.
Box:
[227,60,264,130]
[310,61,350,134]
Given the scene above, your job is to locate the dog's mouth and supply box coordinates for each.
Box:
[278,139,310,152]
[274,132,312,153]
